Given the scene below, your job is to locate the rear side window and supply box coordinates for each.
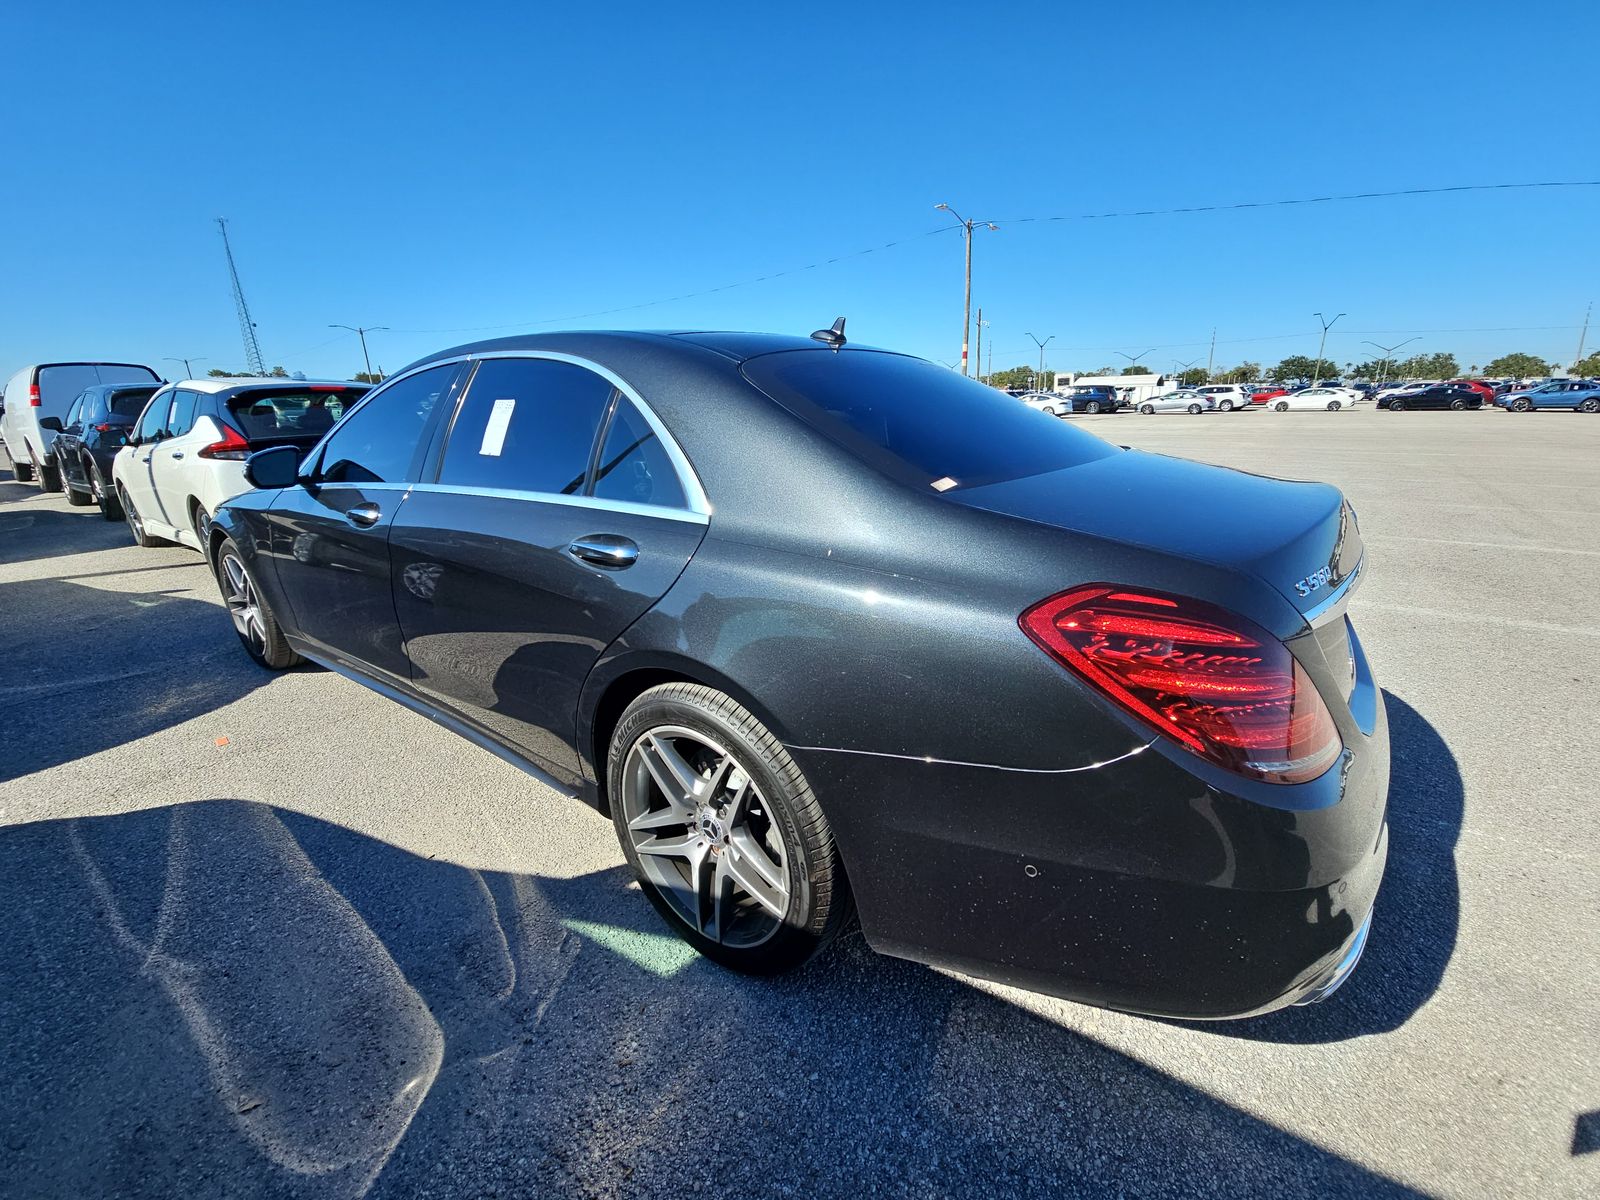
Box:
[743,350,1119,491]
[437,357,614,494]
[319,364,457,484]
[592,396,686,509]
[167,390,202,436]
[227,387,367,441]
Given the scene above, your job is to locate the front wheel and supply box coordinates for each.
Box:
[214,537,302,669]
[91,465,123,520]
[1140,403,1155,415]
[1512,398,1531,412]
[609,683,852,974]
[10,453,35,482]
[65,477,94,505]
[118,483,172,548]
[1389,399,1407,412]
[1274,401,1289,412]
[1217,399,1234,412]
[33,450,63,493]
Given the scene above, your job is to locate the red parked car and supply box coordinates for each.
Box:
[1446,379,1495,403]
[1250,386,1288,405]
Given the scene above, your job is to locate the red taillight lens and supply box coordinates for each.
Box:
[94,423,115,432]
[1021,585,1341,784]
[198,424,252,460]
[28,383,41,407]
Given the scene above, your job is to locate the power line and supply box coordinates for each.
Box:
[386,180,1600,336]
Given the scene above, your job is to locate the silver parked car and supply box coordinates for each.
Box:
[1138,390,1215,415]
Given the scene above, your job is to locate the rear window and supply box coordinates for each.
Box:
[108,387,158,418]
[36,364,159,415]
[226,387,369,440]
[742,350,1119,491]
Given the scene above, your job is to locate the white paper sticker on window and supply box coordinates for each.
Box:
[479,398,516,457]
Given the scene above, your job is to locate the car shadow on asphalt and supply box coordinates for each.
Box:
[1201,690,1462,1044]
[0,575,278,783]
[0,799,1429,1199]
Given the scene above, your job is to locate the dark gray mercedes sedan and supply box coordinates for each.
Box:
[209,325,1387,1019]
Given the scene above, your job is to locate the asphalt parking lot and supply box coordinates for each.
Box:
[1,404,1595,1199]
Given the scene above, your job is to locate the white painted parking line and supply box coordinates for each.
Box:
[1363,534,1600,558]
[1351,600,1600,639]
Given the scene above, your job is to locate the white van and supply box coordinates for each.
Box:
[2,362,162,491]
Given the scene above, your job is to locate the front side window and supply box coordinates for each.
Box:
[592,396,687,509]
[135,390,172,442]
[437,357,614,494]
[64,395,87,429]
[319,363,457,484]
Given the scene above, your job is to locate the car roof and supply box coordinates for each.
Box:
[166,377,371,394]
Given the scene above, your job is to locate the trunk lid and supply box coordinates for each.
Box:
[953,449,1362,621]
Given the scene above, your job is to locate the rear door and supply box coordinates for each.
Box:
[389,354,707,777]
[261,361,466,685]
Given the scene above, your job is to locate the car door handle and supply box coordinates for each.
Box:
[568,534,639,568]
[345,503,382,528]
[140,455,152,463]
[170,451,185,459]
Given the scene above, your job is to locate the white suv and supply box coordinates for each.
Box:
[1193,384,1253,412]
[2,361,161,490]
[112,378,371,550]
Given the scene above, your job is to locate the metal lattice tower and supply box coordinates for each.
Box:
[216,217,266,375]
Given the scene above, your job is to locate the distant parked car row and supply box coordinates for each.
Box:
[1,362,372,541]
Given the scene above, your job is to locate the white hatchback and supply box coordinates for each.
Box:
[112,378,371,551]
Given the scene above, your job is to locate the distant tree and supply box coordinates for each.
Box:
[987,365,1036,390]
[207,368,253,378]
[1571,352,1600,377]
[1270,355,1341,384]
[1212,361,1261,384]
[1120,364,1152,376]
[1177,367,1209,386]
[1395,351,1459,380]
[351,372,383,383]
[267,365,290,378]
[1484,352,1553,378]
[1351,358,1400,381]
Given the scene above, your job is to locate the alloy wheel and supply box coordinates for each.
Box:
[620,726,791,948]
[220,553,267,654]
[122,488,145,541]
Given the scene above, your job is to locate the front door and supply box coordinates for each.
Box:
[389,356,706,776]
[261,362,465,685]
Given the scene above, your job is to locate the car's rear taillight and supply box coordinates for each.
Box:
[1021,585,1341,784]
[94,423,116,432]
[28,383,41,407]
[198,424,251,460]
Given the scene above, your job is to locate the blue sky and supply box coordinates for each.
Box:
[4,0,1595,382]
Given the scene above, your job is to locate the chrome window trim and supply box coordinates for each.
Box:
[454,350,711,517]
[1303,554,1364,627]
[406,481,708,526]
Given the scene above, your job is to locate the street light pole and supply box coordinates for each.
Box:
[329,324,390,380]
[1205,328,1216,380]
[1311,312,1346,388]
[1115,348,1156,373]
[935,204,998,377]
[164,356,206,379]
[1362,337,1419,388]
[1174,357,1199,385]
[1026,333,1054,390]
[975,308,987,384]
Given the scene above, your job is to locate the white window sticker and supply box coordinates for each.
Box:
[479,397,516,457]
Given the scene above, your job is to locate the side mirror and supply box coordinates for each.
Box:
[244,444,301,490]
[39,416,64,433]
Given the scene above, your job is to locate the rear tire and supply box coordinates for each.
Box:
[1449,398,1466,410]
[214,537,302,669]
[33,450,63,493]
[192,504,212,545]
[65,480,93,505]
[1218,399,1234,412]
[1085,401,1102,414]
[1581,398,1599,413]
[1327,401,1341,411]
[10,453,34,482]
[608,682,852,974]
[91,464,123,520]
[1187,403,1202,414]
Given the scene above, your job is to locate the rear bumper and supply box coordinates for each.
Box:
[794,703,1389,1020]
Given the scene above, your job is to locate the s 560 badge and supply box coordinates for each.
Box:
[1294,565,1337,597]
